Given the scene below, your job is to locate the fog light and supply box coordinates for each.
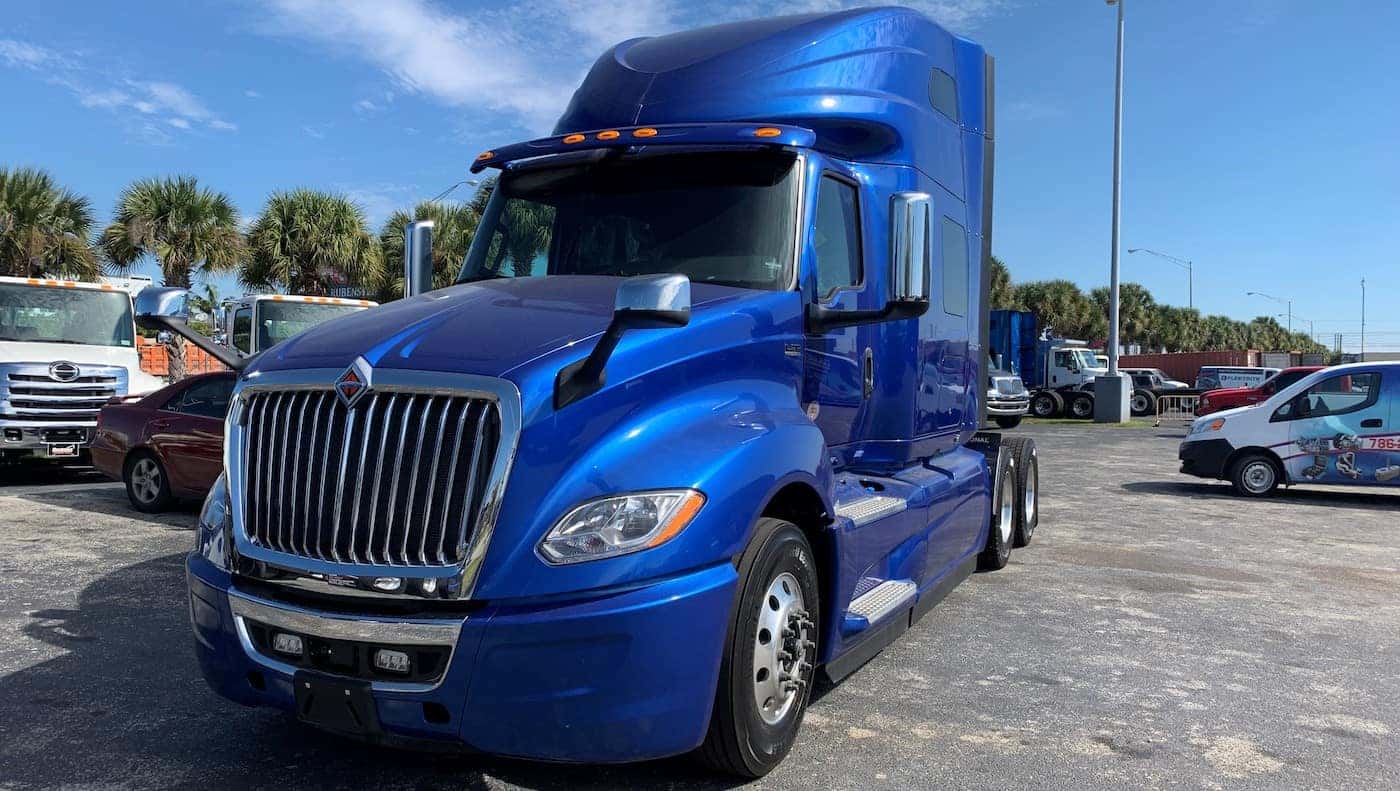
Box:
[272,632,304,656]
[372,577,403,592]
[374,649,411,674]
[3,429,21,442]
[419,578,437,595]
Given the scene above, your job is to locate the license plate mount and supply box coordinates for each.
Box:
[293,672,381,739]
[45,444,79,458]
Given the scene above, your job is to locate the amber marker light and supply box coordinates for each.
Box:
[562,133,586,144]
[597,130,621,140]
[632,127,658,138]
[753,127,783,138]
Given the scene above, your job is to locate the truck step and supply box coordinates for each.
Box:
[847,579,917,625]
[833,495,906,528]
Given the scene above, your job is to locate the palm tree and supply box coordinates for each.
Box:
[377,200,480,300]
[101,176,244,380]
[0,167,99,279]
[1015,280,1100,340]
[987,255,1015,310]
[1091,282,1155,348]
[243,190,384,297]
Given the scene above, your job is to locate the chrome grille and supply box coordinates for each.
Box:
[241,389,502,567]
[1,364,125,422]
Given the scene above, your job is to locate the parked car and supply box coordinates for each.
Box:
[91,371,236,511]
[1122,368,1190,390]
[1194,365,1279,391]
[1180,362,1397,496]
[1196,365,1324,416]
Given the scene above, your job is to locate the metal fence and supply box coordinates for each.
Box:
[1154,394,1199,427]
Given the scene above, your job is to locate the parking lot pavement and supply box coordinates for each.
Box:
[1,424,1396,790]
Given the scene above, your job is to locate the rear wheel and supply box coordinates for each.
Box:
[124,452,173,513]
[1005,438,1039,547]
[1030,392,1062,418]
[1230,453,1281,497]
[1069,393,1095,419]
[978,450,1015,571]
[698,518,819,778]
[1130,389,1157,417]
[994,416,1023,430]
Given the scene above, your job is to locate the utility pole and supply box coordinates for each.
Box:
[1097,0,1130,422]
[1360,277,1366,359]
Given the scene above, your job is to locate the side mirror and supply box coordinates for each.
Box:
[404,219,435,297]
[613,273,691,328]
[134,287,190,324]
[134,286,246,370]
[890,192,931,303]
[806,192,930,332]
[555,274,692,409]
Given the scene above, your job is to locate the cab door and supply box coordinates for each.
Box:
[803,173,874,454]
[1276,369,1389,485]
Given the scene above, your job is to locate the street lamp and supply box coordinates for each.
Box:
[1127,248,1193,309]
[1246,290,1292,334]
[1097,0,1129,423]
[1274,312,1313,340]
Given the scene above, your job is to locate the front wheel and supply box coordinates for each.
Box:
[1230,453,1281,497]
[1130,389,1157,417]
[698,518,820,778]
[1069,393,1095,419]
[124,452,173,513]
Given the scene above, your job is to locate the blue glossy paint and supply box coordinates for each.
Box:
[191,6,997,763]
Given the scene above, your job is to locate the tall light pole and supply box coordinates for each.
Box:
[1246,290,1292,334]
[1360,278,1366,359]
[1127,248,1193,309]
[1097,0,1129,423]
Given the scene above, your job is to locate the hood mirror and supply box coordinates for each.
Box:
[404,219,435,297]
[555,274,692,409]
[134,287,247,370]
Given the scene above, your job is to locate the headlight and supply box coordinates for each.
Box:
[539,489,705,564]
[196,472,233,569]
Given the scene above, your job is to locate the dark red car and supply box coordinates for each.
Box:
[91,371,236,512]
[1195,365,1324,416]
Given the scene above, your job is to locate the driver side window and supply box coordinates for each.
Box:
[1272,372,1380,421]
[812,175,862,299]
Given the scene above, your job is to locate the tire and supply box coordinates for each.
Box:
[1069,393,1095,419]
[1004,437,1039,547]
[1230,453,1281,497]
[124,451,173,513]
[698,518,820,778]
[994,416,1023,430]
[1130,389,1157,417]
[1030,391,1062,418]
[978,450,1015,571]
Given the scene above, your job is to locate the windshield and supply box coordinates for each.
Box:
[459,150,799,290]
[1073,350,1099,369]
[256,301,363,350]
[0,283,135,347]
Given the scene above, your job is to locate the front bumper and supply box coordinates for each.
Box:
[0,422,94,452]
[986,397,1030,416]
[1179,438,1234,479]
[187,553,737,762]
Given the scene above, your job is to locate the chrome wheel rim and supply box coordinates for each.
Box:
[1242,461,1275,493]
[1033,398,1053,417]
[1023,454,1037,526]
[752,571,812,726]
[1132,394,1148,412]
[131,458,161,503]
[998,459,1015,543]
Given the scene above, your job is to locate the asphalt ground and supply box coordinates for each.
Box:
[1,422,1396,790]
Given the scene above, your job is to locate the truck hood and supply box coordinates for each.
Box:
[250,276,767,380]
[0,340,163,394]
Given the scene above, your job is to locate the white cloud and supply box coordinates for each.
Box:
[245,88,262,98]
[0,40,237,138]
[252,0,1011,134]
[340,184,416,227]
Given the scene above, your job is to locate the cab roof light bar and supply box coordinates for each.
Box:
[470,123,817,173]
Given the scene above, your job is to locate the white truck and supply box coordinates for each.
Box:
[220,294,377,356]
[0,275,165,462]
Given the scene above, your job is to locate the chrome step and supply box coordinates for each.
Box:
[848,579,917,624]
[833,495,906,527]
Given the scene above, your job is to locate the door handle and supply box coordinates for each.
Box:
[1361,418,1383,429]
[862,348,874,400]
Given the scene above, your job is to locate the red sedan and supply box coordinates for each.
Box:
[91,371,236,512]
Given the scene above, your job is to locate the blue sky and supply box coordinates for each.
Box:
[2,0,1396,350]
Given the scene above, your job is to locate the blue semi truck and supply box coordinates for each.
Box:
[139,7,1040,777]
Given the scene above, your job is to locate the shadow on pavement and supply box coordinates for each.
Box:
[1122,480,1397,510]
[0,459,108,488]
[0,553,746,791]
